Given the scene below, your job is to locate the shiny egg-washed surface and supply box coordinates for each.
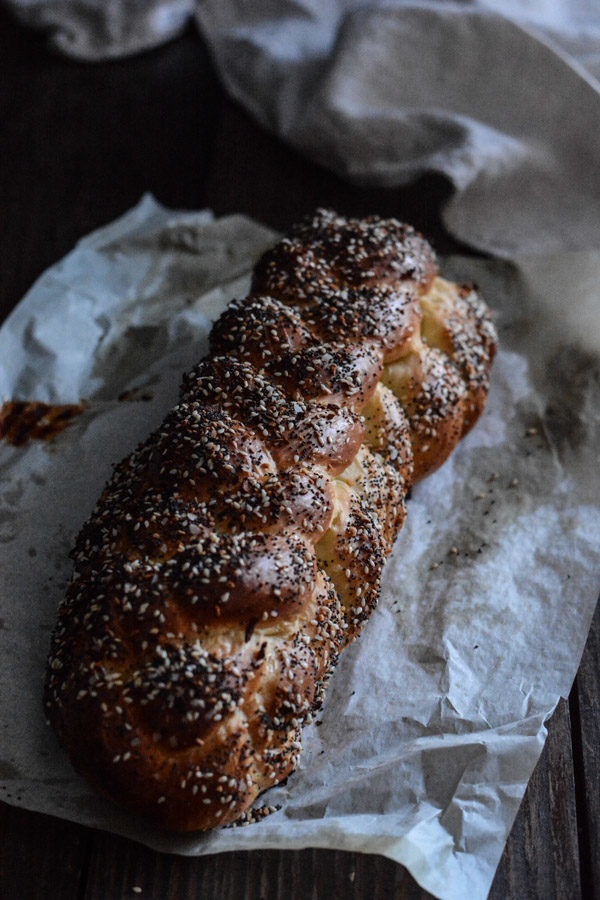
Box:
[45,210,497,832]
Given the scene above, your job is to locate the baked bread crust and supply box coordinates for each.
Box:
[44,210,497,831]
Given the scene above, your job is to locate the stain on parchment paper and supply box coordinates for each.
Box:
[542,345,600,456]
[0,401,86,447]
[0,509,18,544]
[2,478,25,506]
[104,215,276,284]
[0,760,22,780]
[89,319,209,403]
[89,325,170,402]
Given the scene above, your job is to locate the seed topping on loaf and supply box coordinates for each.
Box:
[45,210,496,831]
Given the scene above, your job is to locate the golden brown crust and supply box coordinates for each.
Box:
[210,294,385,409]
[252,214,427,364]
[420,277,497,434]
[45,209,497,832]
[382,344,467,482]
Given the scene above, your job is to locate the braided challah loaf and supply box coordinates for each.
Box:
[45,210,497,832]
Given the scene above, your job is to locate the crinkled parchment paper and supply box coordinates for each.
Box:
[1,197,599,900]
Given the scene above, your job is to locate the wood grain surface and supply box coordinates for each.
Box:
[0,8,598,898]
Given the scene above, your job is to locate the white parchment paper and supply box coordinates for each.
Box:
[1,197,599,900]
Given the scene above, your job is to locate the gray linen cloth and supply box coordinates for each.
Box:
[5,0,600,255]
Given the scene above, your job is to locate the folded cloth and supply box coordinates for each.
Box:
[7,0,193,58]
[6,2,600,251]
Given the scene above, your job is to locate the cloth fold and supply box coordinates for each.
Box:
[5,1,600,255]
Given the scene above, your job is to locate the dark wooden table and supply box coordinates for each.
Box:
[1,11,598,898]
